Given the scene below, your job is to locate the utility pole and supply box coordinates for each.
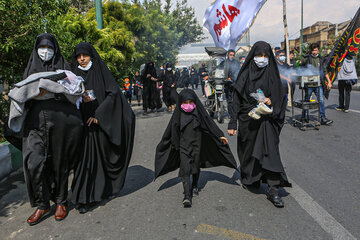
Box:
[282,0,290,65]
[300,0,304,56]
[95,0,103,29]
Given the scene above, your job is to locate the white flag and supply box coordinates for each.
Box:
[203,0,266,50]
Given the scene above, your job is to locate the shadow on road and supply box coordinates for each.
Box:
[0,171,27,220]
[157,170,239,192]
[230,168,290,198]
[79,165,154,213]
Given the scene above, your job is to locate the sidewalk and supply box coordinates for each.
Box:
[0,142,22,181]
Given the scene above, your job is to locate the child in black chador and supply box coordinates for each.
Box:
[155,89,237,207]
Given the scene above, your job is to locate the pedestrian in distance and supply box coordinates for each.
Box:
[70,42,135,214]
[198,63,208,97]
[142,61,162,114]
[155,89,237,208]
[132,70,143,106]
[228,41,292,208]
[301,43,333,125]
[335,52,358,113]
[123,77,133,105]
[161,62,177,111]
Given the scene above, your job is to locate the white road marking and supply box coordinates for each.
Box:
[287,178,357,240]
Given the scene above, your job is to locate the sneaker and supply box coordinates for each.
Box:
[343,109,349,113]
[182,196,192,208]
[193,187,199,196]
[335,107,344,111]
[320,118,333,125]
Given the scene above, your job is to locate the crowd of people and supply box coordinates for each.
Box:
[5,32,358,226]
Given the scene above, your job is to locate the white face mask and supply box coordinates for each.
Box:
[312,53,319,58]
[254,56,269,68]
[167,68,172,71]
[279,56,286,62]
[78,60,93,71]
[37,48,54,62]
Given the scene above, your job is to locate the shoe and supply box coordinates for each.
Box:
[343,109,349,113]
[77,204,88,214]
[267,195,284,208]
[193,187,199,196]
[320,118,333,125]
[335,107,344,111]
[55,205,68,221]
[143,111,147,115]
[182,196,192,208]
[27,208,51,226]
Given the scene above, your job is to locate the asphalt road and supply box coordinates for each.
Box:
[0,88,359,240]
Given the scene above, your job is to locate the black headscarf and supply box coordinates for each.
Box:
[23,33,70,79]
[143,61,157,77]
[71,42,135,147]
[154,89,238,179]
[233,41,284,119]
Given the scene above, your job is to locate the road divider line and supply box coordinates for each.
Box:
[349,109,360,114]
[287,178,357,240]
[196,223,267,240]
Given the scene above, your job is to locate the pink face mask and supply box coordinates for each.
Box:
[181,102,196,112]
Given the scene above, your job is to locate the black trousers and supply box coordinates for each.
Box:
[338,80,352,110]
[181,173,200,197]
[23,100,83,209]
[201,81,205,96]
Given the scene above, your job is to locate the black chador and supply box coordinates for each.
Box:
[161,62,178,110]
[155,89,237,207]
[142,61,162,113]
[21,33,83,224]
[228,41,291,208]
[70,43,135,212]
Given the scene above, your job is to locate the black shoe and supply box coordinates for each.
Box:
[143,111,148,115]
[193,187,199,196]
[77,204,88,214]
[182,196,192,208]
[267,195,284,208]
[320,118,333,125]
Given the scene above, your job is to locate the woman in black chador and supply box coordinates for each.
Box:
[227,41,291,208]
[70,42,135,213]
[142,61,162,114]
[155,89,237,207]
[161,62,177,111]
[21,33,83,225]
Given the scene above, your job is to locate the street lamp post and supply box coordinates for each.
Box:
[300,0,303,56]
[95,0,103,30]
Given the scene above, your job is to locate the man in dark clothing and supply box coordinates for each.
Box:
[190,67,199,89]
[224,49,241,116]
[198,63,208,97]
[301,43,333,125]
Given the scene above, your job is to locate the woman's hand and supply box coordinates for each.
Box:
[263,97,271,106]
[86,117,98,126]
[146,74,151,78]
[219,137,229,144]
[227,129,237,136]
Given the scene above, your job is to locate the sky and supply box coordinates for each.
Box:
[186,0,360,47]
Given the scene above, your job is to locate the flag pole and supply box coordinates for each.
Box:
[300,0,303,56]
[282,0,290,65]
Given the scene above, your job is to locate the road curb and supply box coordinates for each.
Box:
[0,142,22,181]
